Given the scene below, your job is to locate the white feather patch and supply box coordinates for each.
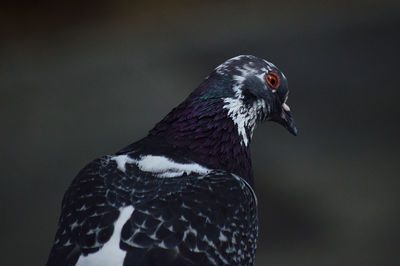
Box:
[282,103,290,112]
[75,206,134,266]
[111,155,211,178]
[136,155,211,178]
[111,155,135,172]
[223,97,265,146]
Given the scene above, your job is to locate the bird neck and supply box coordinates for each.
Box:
[148,97,254,186]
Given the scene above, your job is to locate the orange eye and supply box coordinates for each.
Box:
[265,72,280,90]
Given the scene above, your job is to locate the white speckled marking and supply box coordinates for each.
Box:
[111,155,135,172]
[202,235,216,248]
[215,55,247,74]
[219,231,228,242]
[223,96,265,146]
[220,61,268,146]
[75,206,134,266]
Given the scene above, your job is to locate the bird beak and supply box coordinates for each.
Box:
[279,103,298,136]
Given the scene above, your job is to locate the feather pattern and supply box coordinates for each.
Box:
[46,55,297,266]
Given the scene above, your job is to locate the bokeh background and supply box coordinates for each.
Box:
[1,1,399,265]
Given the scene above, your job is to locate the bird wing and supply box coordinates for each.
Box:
[46,155,258,266]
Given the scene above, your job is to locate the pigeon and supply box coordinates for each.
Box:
[46,55,297,266]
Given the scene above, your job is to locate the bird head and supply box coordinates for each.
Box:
[195,55,297,146]
[151,55,297,149]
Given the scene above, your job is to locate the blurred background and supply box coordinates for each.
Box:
[1,1,399,265]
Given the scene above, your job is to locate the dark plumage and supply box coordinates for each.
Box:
[47,55,297,266]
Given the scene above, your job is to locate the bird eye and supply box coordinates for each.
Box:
[265,72,280,91]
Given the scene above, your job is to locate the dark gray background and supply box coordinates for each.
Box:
[1,1,399,265]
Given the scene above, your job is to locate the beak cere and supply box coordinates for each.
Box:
[279,103,298,136]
